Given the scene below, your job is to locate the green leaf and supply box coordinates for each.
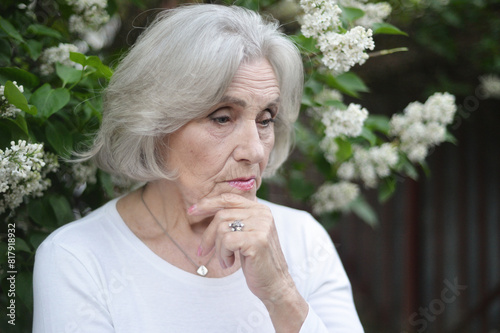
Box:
[30,83,70,121]
[324,72,369,98]
[0,16,23,42]
[0,67,40,88]
[23,39,43,61]
[3,81,37,115]
[86,55,113,79]
[4,81,30,113]
[350,196,378,227]
[335,137,352,162]
[26,24,63,39]
[56,63,82,86]
[48,194,74,225]
[305,78,324,95]
[45,119,73,157]
[0,38,12,65]
[7,116,29,136]
[336,72,369,93]
[373,23,408,36]
[360,127,377,146]
[301,94,315,107]
[99,171,115,198]
[14,237,32,253]
[444,130,457,144]
[378,177,397,202]
[341,7,365,24]
[399,154,419,180]
[289,35,319,54]
[69,51,87,66]
[365,115,390,134]
[27,198,58,228]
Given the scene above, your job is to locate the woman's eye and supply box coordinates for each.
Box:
[259,117,275,127]
[211,116,230,124]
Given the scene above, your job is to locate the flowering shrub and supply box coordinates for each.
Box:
[0,0,120,330]
[0,140,58,215]
[277,0,459,225]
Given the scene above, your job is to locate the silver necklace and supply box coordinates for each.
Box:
[140,187,215,277]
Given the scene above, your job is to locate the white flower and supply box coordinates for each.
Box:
[337,143,398,188]
[405,144,428,162]
[337,161,355,179]
[479,74,500,99]
[71,161,97,186]
[0,140,59,214]
[316,88,343,104]
[67,0,107,13]
[322,103,369,138]
[39,43,80,75]
[0,82,24,118]
[422,92,456,125]
[339,0,392,28]
[319,137,339,163]
[300,0,342,38]
[312,181,360,214]
[299,0,375,74]
[67,0,110,34]
[390,92,457,162]
[317,27,375,75]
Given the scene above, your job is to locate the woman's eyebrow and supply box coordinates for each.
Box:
[218,96,281,108]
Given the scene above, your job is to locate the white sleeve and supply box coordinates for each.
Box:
[33,238,114,332]
[295,215,364,333]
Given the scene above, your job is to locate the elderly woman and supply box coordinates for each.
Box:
[33,4,363,332]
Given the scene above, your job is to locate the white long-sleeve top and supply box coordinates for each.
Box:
[33,198,364,332]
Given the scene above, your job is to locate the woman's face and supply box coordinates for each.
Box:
[165,58,280,205]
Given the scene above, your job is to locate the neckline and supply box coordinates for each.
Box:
[106,198,244,286]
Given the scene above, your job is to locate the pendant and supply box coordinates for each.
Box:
[197,265,208,277]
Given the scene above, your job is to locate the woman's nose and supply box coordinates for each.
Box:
[233,121,266,164]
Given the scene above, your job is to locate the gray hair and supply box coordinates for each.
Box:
[81,4,303,181]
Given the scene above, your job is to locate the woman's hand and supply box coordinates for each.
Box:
[189,193,308,332]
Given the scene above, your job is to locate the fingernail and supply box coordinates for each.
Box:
[188,204,197,214]
[197,245,203,257]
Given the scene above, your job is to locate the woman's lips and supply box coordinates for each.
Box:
[228,178,256,191]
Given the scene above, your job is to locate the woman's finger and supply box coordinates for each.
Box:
[197,208,248,256]
[188,193,254,217]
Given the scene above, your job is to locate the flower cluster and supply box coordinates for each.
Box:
[322,103,368,138]
[338,0,392,28]
[71,161,98,186]
[312,181,360,214]
[319,103,368,163]
[39,43,80,76]
[300,0,342,38]
[0,140,59,214]
[0,82,24,118]
[479,74,500,99]
[300,0,375,74]
[389,92,457,162]
[317,27,375,74]
[67,0,110,35]
[337,143,399,188]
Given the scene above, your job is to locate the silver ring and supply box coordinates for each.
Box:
[229,220,244,232]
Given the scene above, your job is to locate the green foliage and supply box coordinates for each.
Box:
[0,1,118,331]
